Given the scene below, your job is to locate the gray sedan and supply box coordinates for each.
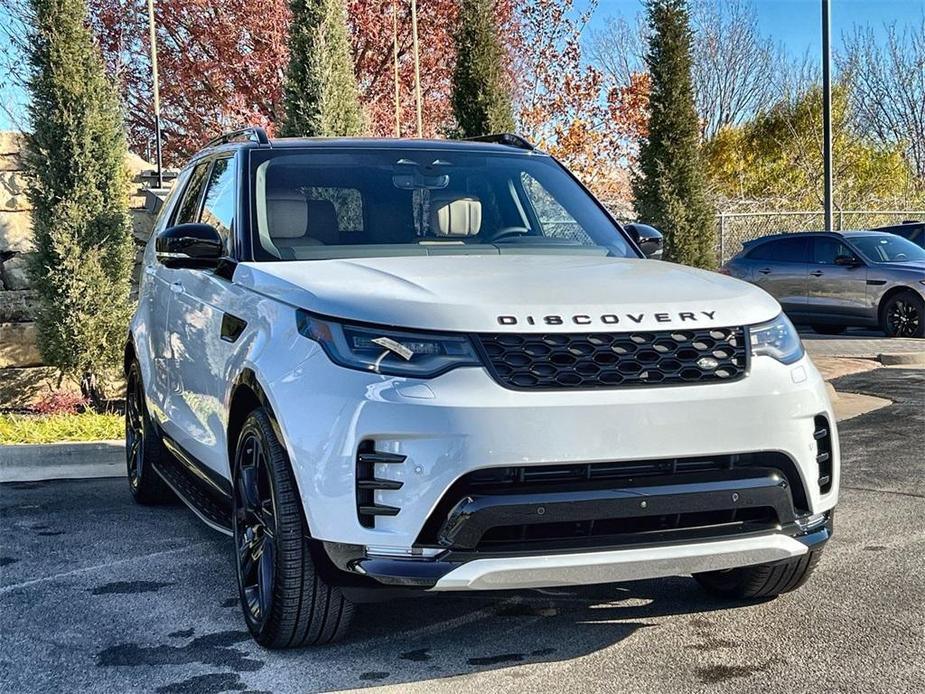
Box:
[722,231,925,337]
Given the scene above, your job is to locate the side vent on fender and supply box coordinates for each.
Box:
[356,441,405,528]
[813,415,833,493]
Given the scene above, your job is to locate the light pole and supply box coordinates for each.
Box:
[146,0,163,187]
[410,0,423,138]
[821,0,833,230]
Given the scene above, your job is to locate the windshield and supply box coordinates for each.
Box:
[851,234,925,263]
[248,148,636,261]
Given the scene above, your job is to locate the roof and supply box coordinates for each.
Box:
[743,230,897,245]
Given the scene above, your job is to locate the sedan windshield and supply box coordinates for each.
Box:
[249,148,636,261]
[851,234,925,263]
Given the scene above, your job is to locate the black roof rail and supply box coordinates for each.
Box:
[204,126,270,149]
[464,133,535,150]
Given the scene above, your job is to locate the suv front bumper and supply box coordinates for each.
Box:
[265,349,838,581]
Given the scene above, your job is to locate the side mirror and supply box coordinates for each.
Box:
[156,223,223,269]
[834,254,862,267]
[625,223,664,259]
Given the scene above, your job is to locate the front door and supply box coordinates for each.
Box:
[163,156,240,477]
[806,236,869,319]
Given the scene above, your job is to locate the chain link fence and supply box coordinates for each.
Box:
[716,210,925,263]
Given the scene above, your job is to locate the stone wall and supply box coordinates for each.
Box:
[0,130,173,407]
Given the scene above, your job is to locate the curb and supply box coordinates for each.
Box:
[879,352,925,366]
[0,440,124,483]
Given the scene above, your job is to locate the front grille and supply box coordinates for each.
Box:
[476,326,748,390]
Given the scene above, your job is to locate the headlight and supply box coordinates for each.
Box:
[296,311,481,377]
[749,313,804,364]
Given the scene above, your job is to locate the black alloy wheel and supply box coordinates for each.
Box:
[124,360,174,504]
[233,431,278,630]
[230,408,354,648]
[882,292,924,338]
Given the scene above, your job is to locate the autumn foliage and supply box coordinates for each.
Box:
[86,0,650,205]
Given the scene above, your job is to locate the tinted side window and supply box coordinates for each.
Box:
[748,237,808,262]
[813,237,855,264]
[201,157,236,253]
[173,162,211,225]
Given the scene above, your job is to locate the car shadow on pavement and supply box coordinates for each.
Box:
[256,577,764,692]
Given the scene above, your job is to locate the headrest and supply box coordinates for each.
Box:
[430,195,482,236]
[267,197,307,239]
[306,199,339,245]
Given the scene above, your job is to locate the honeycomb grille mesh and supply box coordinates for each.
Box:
[477,326,748,390]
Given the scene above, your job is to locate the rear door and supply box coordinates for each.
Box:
[806,236,869,319]
[744,236,811,313]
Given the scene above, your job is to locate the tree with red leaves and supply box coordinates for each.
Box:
[89,0,289,165]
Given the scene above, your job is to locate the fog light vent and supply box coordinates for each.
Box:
[813,415,833,493]
[356,441,405,528]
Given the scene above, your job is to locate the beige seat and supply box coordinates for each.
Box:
[429,195,482,237]
[266,197,340,257]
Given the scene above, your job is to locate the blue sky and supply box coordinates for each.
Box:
[593,0,925,57]
[1,0,923,131]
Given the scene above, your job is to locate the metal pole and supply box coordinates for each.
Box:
[392,0,401,137]
[410,0,423,138]
[821,0,833,231]
[146,0,163,187]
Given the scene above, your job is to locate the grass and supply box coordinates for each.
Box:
[0,412,124,444]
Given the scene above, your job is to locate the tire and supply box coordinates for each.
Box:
[125,361,175,505]
[693,549,822,599]
[232,407,354,648]
[811,324,847,335]
[880,291,925,338]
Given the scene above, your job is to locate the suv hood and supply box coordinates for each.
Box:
[234,255,781,332]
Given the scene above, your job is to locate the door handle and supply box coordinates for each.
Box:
[144,265,155,276]
[809,270,824,277]
[169,281,184,294]
[757,268,771,275]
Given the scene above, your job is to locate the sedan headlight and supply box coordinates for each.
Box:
[297,311,481,377]
[749,313,804,364]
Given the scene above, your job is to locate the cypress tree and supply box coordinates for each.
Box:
[281,0,364,137]
[24,0,135,404]
[633,0,715,268]
[452,0,515,137]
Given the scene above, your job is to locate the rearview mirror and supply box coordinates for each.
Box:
[156,223,223,269]
[625,223,664,259]
[834,254,862,267]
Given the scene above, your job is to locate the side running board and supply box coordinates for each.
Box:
[153,436,234,535]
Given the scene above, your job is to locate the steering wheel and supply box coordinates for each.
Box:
[895,253,908,261]
[488,226,531,242]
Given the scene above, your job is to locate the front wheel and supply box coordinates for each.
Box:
[693,549,822,599]
[232,407,354,648]
[880,291,925,338]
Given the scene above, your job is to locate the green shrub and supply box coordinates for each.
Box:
[24,0,135,404]
[0,413,124,444]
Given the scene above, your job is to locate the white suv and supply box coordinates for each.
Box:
[125,129,838,648]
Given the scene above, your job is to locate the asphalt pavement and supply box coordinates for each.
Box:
[1,368,923,694]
